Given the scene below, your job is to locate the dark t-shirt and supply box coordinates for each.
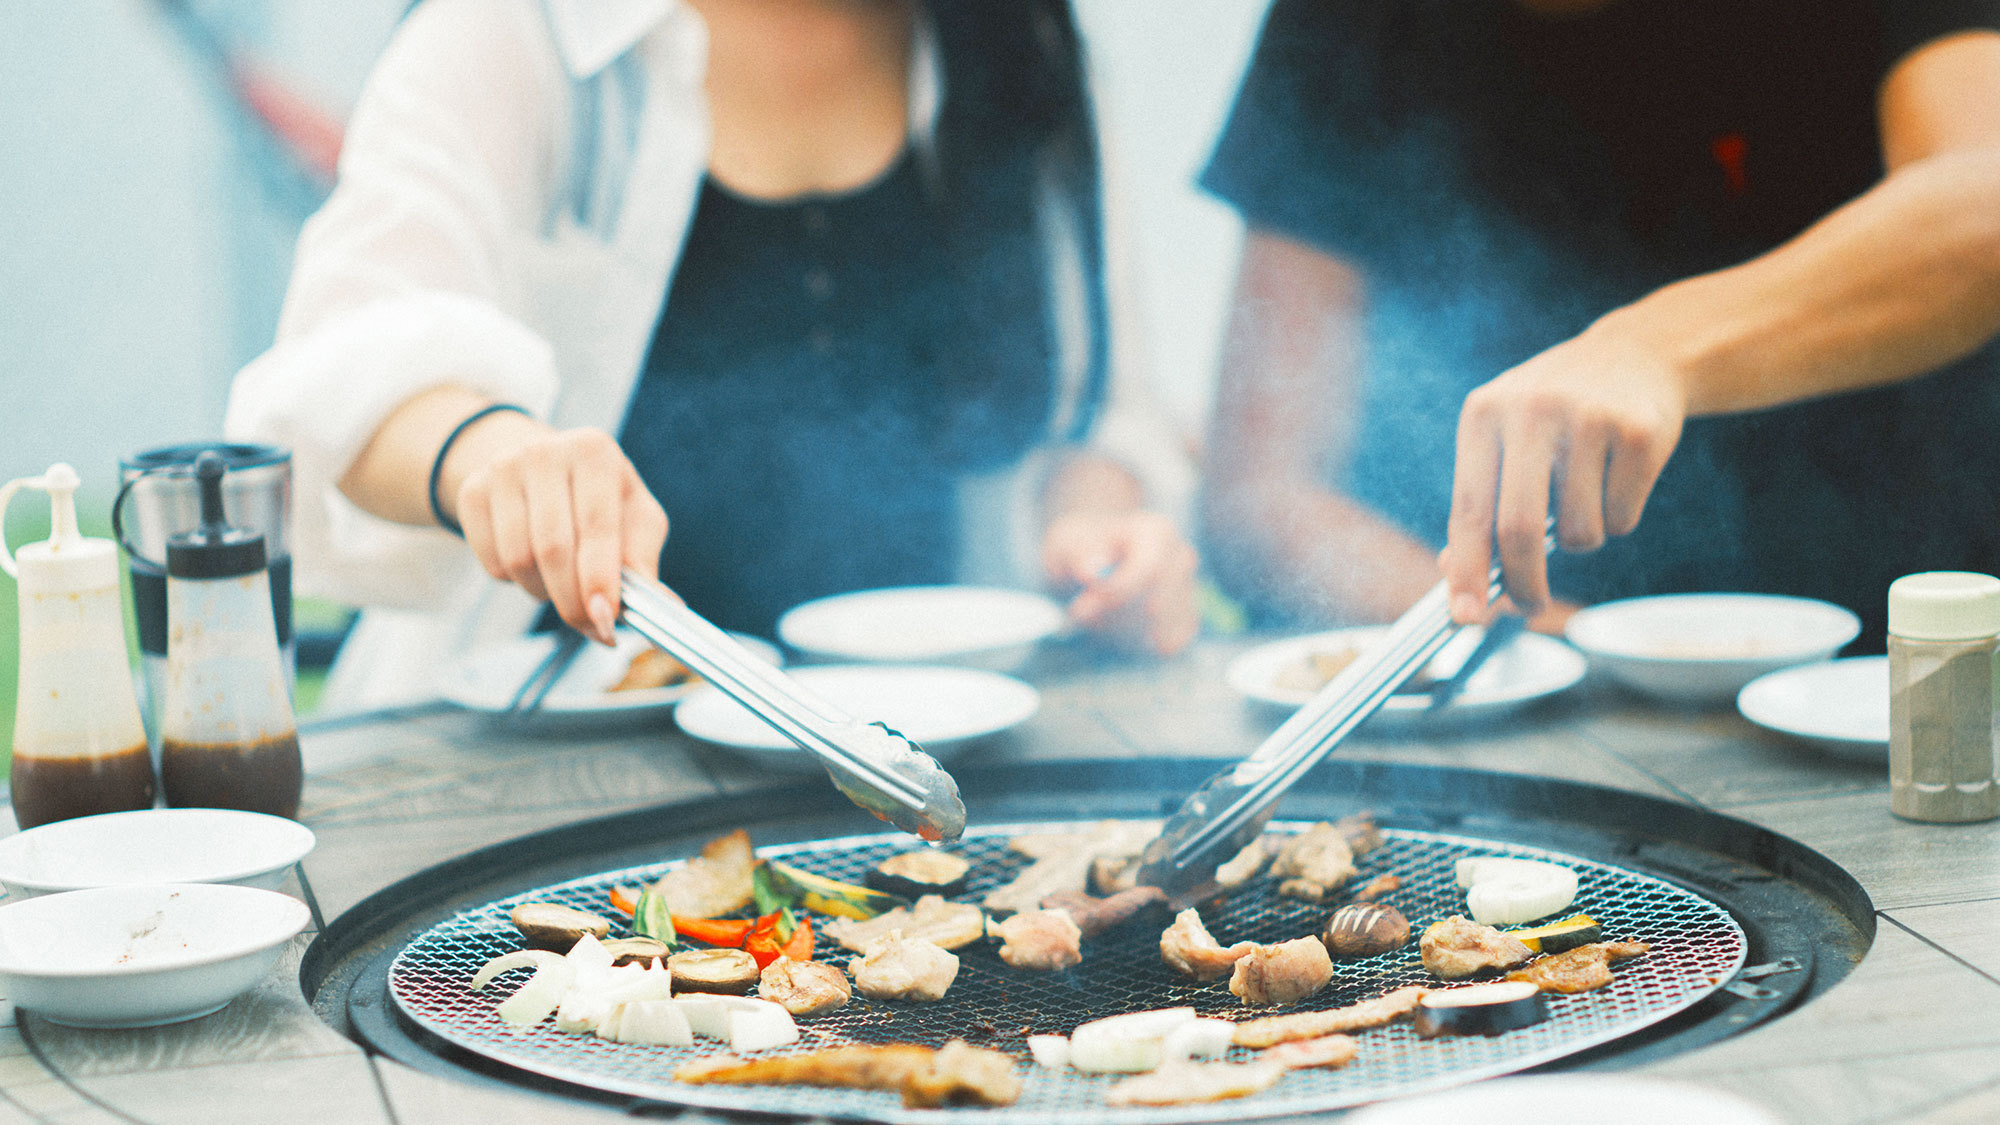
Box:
[1203,0,2000,641]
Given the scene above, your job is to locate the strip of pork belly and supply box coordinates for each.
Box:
[1040,886,1167,937]
[1264,1033,1359,1070]
[1160,908,1257,980]
[677,1041,1021,1107]
[1104,1060,1286,1107]
[1232,985,1431,1047]
[900,1040,1023,1108]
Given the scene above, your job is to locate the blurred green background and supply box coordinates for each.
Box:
[0,498,340,778]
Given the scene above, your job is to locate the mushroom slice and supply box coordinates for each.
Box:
[509,902,612,952]
[670,947,761,994]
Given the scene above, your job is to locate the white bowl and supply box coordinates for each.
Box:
[1565,594,1860,705]
[0,808,316,898]
[0,883,310,1027]
[778,586,1066,672]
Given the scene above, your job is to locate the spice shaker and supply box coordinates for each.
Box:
[1887,571,2000,823]
[0,464,157,828]
[153,452,303,819]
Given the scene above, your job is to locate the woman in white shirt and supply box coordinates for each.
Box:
[227,0,1198,710]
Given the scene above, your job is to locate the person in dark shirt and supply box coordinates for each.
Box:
[1200,0,2000,645]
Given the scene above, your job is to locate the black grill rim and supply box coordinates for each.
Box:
[304,758,1872,1114]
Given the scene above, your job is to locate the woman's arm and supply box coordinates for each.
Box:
[1200,228,1443,626]
[1442,31,2000,621]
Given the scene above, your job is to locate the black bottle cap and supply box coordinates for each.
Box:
[165,452,267,579]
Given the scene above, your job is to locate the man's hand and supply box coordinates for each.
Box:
[1442,321,1686,622]
[1042,509,1200,656]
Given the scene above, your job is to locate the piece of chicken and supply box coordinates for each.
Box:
[1420,915,1534,979]
[1159,908,1256,981]
[757,958,851,1016]
[993,909,1083,971]
[988,822,1159,916]
[648,829,756,919]
[851,933,959,1002]
[823,895,986,954]
[1506,940,1651,994]
[1271,823,1358,904]
[1228,936,1334,1007]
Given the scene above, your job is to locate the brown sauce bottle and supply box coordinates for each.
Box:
[10,747,158,831]
[160,734,302,821]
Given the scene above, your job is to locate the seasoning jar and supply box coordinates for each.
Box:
[153,452,303,820]
[1887,571,2000,823]
[0,464,157,828]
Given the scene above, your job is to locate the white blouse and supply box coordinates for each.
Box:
[225,0,1191,711]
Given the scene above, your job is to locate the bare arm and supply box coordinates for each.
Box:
[1444,31,2000,620]
[339,387,668,645]
[1200,229,1443,625]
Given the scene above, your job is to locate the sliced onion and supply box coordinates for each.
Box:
[1162,1019,1236,1062]
[1456,858,1578,925]
[602,999,694,1047]
[727,999,800,1052]
[494,958,577,1028]
[470,949,568,991]
[1027,1035,1071,1069]
[1070,1007,1198,1073]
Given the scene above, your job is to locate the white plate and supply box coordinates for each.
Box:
[1225,626,1586,725]
[1737,656,1889,761]
[778,586,1066,671]
[674,664,1040,767]
[440,628,781,718]
[1347,1074,1780,1125]
[1565,593,1860,705]
[0,883,309,1027]
[0,808,315,898]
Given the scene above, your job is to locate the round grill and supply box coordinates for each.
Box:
[388,819,1747,1123]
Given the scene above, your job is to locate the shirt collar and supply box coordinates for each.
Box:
[541,0,677,79]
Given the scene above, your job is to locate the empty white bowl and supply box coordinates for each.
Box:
[0,808,315,898]
[0,883,310,1027]
[778,586,1066,672]
[1565,593,1860,705]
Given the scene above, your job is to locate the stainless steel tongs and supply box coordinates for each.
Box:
[1135,545,1540,902]
[619,568,967,841]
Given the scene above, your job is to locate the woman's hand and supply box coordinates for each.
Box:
[1442,323,1687,623]
[443,416,669,646]
[1042,509,1200,656]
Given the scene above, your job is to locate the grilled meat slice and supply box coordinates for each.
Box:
[1420,915,1534,979]
[649,829,756,919]
[901,1040,1023,1108]
[988,822,1159,916]
[993,909,1083,971]
[851,933,959,1002]
[1350,874,1402,903]
[757,958,851,1016]
[1231,984,1430,1047]
[1331,812,1383,857]
[1104,1060,1285,1107]
[678,1041,1019,1107]
[823,895,986,954]
[1264,1033,1359,1070]
[1506,940,1651,994]
[1160,908,1256,980]
[1040,886,1168,938]
[1271,824,1358,903]
[1229,936,1335,1007]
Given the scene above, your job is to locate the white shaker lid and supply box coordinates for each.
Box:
[2,464,121,596]
[1888,571,2000,640]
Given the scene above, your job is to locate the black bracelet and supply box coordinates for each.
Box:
[428,403,530,536]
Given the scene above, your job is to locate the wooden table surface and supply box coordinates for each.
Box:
[3,638,1998,1125]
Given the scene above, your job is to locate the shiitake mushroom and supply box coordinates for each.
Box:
[867,849,972,899]
[602,936,673,966]
[1321,902,1409,957]
[668,947,761,994]
[510,902,612,952]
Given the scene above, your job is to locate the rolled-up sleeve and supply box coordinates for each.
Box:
[224,0,565,609]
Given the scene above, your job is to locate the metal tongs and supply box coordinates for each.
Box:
[1136,544,1542,902]
[619,569,967,841]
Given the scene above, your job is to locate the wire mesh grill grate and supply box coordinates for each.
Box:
[390,821,1748,1123]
